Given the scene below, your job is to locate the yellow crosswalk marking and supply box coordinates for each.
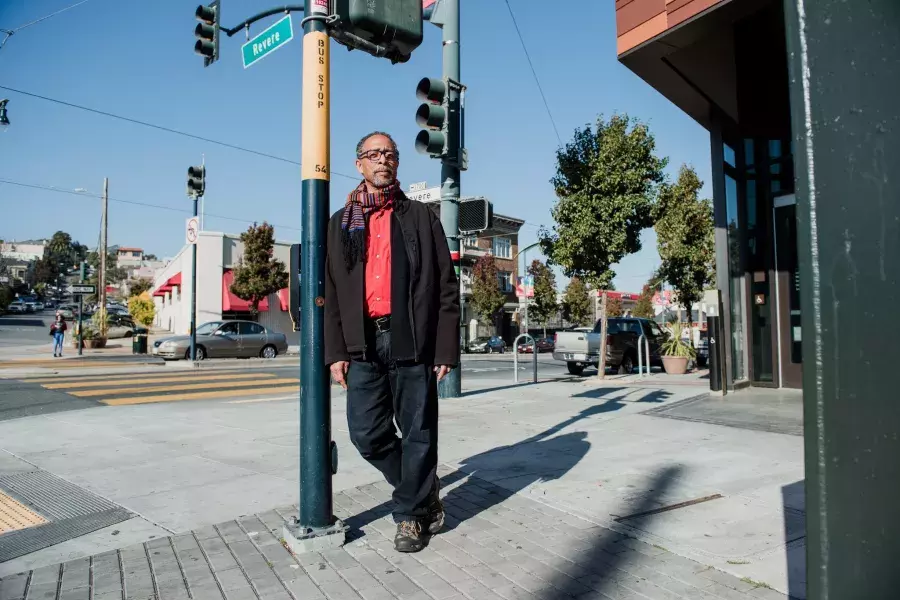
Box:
[0,360,152,370]
[41,372,279,389]
[71,377,299,398]
[102,385,300,406]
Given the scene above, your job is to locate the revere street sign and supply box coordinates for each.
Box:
[69,284,96,295]
[242,15,294,69]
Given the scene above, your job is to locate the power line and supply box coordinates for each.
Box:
[1,0,93,50]
[0,178,302,233]
[0,85,362,181]
[501,0,562,146]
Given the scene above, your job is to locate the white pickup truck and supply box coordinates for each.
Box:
[553,317,669,376]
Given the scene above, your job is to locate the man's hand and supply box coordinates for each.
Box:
[330,361,350,389]
[434,365,452,381]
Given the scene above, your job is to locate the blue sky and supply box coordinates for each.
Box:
[0,0,711,291]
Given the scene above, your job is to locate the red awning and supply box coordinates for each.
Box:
[157,285,173,294]
[222,269,269,312]
[277,288,289,311]
[153,290,166,297]
[166,273,182,287]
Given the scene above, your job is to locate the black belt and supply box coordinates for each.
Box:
[367,315,391,333]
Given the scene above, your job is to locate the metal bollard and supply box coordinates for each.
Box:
[513,333,537,383]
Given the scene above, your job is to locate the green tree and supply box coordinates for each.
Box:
[0,285,13,311]
[527,260,558,329]
[129,279,152,297]
[47,231,73,266]
[230,222,288,314]
[654,164,715,337]
[144,253,158,261]
[128,292,156,327]
[541,113,667,375]
[32,257,60,285]
[562,277,592,326]
[607,294,624,317]
[632,284,656,319]
[470,255,505,331]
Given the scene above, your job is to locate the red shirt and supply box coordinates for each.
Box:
[365,205,392,317]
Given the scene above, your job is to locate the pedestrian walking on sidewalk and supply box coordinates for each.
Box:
[325,131,461,553]
[50,312,67,357]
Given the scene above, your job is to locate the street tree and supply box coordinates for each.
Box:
[607,294,624,317]
[129,279,152,297]
[127,292,156,327]
[540,113,667,376]
[562,277,592,326]
[633,284,656,319]
[527,259,558,333]
[47,231,72,265]
[654,164,715,340]
[470,255,505,332]
[32,257,59,286]
[230,222,288,315]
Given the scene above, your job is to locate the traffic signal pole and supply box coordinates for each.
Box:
[437,0,462,399]
[190,193,198,362]
[285,0,345,553]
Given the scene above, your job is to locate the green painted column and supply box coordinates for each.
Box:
[784,0,900,597]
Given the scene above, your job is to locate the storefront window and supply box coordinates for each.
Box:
[725,172,746,381]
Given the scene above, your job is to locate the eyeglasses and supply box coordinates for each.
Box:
[357,149,398,163]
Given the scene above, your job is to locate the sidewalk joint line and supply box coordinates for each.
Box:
[168,536,194,600]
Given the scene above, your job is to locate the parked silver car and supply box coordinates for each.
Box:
[152,320,289,361]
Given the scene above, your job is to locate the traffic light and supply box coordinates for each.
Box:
[187,166,205,198]
[194,1,220,67]
[330,0,423,63]
[459,197,493,233]
[415,77,448,158]
[0,99,9,130]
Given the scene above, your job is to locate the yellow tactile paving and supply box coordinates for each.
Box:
[0,491,48,533]
[102,384,300,406]
[71,377,299,398]
[40,372,279,389]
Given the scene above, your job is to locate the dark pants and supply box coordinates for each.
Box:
[346,328,439,522]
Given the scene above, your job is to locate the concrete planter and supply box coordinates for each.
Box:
[662,355,690,375]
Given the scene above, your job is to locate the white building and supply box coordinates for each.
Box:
[151,231,297,345]
[0,239,47,262]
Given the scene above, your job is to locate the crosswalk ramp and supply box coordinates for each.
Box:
[23,371,299,406]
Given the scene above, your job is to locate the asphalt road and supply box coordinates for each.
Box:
[0,311,58,348]
[0,353,573,421]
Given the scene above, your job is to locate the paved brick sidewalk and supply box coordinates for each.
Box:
[0,472,789,600]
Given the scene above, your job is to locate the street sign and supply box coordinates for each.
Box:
[68,284,96,295]
[186,217,200,245]
[242,15,294,69]
[408,181,428,193]
[407,186,440,203]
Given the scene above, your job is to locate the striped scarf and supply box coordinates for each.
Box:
[341,180,399,270]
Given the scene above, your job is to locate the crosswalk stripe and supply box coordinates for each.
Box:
[70,377,299,398]
[0,360,153,370]
[101,385,300,406]
[40,372,279,389]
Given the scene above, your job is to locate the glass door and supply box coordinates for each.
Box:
[773,194,803,388]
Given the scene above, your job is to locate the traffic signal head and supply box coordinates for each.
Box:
[330,0,423,63]
[459,197,493,233]
[187,165,205,198]
[0,99,8,131]
[414,78,448,158]
[194,1,220,67]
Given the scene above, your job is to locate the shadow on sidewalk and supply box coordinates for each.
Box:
[536,465,684,599]
[344,401,626,538]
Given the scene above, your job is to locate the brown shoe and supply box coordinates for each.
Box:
[394,520,425,553]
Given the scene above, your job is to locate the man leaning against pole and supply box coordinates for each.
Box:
[324,131,460,553]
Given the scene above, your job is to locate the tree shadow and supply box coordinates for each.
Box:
[344,399,631,539]
[536,465,685,599]
[782,479,806,599]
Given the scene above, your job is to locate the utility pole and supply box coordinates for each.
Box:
[77,261,85,356]
[291,0,344,552]
[438,0,461,399]
[98,178,108,316]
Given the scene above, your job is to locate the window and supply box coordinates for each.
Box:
[239,322,264,335]
[492,237,512,259]
[219,322,239,335]
[463,236,478,248]
[498,271,512,292]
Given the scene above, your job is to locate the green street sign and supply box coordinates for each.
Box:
[242,15,294,69]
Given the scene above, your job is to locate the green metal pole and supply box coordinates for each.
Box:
[297,0,337,536]
[438,0,461,399]
[77,261,85,356]
[784,0,900,597]
[190,196,198,362]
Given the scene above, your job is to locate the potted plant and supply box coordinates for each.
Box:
[660,322,696,375]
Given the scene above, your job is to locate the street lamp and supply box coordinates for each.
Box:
[0,99,9,132]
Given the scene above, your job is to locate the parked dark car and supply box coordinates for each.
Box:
[466,336,507,354]
[517,337,555,353]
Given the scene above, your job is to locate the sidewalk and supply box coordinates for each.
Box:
[0,377,802,598]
